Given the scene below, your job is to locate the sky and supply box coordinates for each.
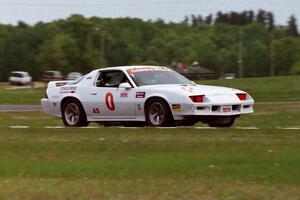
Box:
[0,0,300,26]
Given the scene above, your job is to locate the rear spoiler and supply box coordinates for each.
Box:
[48,81,71,88]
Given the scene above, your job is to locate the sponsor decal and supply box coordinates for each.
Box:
[127,67,172,74]
[136,104,142,111]
[120,92,128,98]
[60,86,77,94]
[61,86,77,91]
[59,90,75,94]
[172,104,181,112]
[136,92,146,98]
[222,106,232,113]
[86,76,93,80]
[55,82,68,87]
[93,108,100,114]
[53,102,57,107]
[181,86,194,92]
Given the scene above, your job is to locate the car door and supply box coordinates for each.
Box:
[89,70,136,119]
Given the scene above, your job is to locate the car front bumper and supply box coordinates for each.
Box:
[172,101,254,120]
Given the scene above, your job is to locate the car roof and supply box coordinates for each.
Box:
[11,71,28,74]
[95,65,169,72]
[45,70,60,73]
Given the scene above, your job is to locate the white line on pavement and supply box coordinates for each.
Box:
[195,127,217,129]
[235,127,259,130]
[279,127,300,130]
[44,126,64,129]
[9,126,29,128]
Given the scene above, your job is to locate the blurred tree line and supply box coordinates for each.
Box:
[0,10,300,81]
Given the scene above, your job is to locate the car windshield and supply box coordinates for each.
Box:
[11,72,23,77]
[128,68,193,86]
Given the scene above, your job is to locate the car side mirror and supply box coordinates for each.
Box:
[119,82,132,89]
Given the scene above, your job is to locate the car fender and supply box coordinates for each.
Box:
[60,95,85,113]
[144,92,174,117]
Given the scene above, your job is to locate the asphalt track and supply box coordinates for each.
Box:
[0,104,42,111]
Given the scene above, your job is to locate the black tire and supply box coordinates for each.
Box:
[62,99,89,127]
[145,98,174,127]
[208,116,235,128]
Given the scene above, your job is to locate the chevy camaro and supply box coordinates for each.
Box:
[41,66,254,127]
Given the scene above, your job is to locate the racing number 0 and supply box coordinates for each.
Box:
[105,92,115,111]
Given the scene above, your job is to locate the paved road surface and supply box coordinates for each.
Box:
[0,105,42,111]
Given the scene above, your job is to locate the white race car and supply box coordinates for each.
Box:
[41,66,254,127]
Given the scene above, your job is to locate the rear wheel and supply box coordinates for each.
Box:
[62,99,89,127]
[145,98,173,127]
[208,116,235,128]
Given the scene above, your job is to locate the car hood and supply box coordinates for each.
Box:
[139,84,243,94]
[138,84,252,104]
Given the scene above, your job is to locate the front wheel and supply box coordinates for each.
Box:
[62,99,89,127]
[208,116,236,128]
[145,98,174,127]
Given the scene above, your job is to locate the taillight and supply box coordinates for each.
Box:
[236,93,247,101]
[189,95,204,103]
[44,93,48,99]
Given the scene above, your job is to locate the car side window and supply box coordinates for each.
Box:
[96,71,129,87]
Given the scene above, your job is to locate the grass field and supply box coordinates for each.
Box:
[0,102,300,199]
[0,85,44,105]
[0,76,300,199]
[0,128,300,199]
[0,75,300,104]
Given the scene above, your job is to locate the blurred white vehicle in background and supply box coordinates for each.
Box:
[66,72,82,80]
[9,71,32,85]
[42,70,63,82]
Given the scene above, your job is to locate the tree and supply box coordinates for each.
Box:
[257,10,267,26]
[37,34,80,74]
[183,15,189,25]
[286,15,299,37]
[267,12,275,31]
[0,12,299,81]
[205,14,213,25]
[273,37,299,74]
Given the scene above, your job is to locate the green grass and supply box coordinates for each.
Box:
[0,128,300,199]
[0,85,44,104]
[0,103,300,199]
[199,75,300,102]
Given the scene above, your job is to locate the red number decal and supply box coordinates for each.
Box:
[105,92,115,111]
